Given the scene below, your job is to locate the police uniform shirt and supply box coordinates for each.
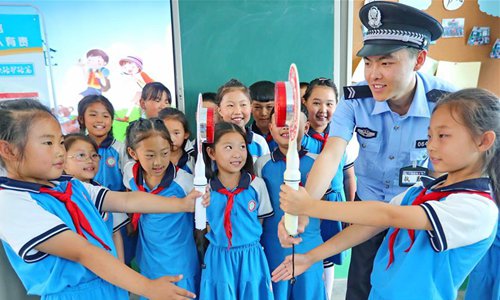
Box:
[94,134,132,192]
[206,171,273,248]
[0,177,116,295]
[370,176,498,300]
[331,72,456,202]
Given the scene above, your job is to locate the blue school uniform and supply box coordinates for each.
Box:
[0,176,128,299]
[464,220,500,300]
[369,176,498,300]
[331,72,456,202]
[245,126,270,162]
[301,123,330,154]
[252,121,278,151]
[200,171,274,300]
[255,148,327,300]
[94,134,129,192]
[127,163,199,296]
[88,180,130,236]
[176,150,195,174]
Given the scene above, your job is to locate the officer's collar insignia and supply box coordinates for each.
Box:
[368,6,382,29]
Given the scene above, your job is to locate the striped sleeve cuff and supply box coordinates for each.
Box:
[420,203,448,252]
[113,217,130,233]
[95,189,109,215]
[19,224,70,263]
[258,210,274,219]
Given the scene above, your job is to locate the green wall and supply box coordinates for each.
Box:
[179,0,334,124]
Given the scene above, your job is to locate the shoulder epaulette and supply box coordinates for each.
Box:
[426,89,449,103]
[343,85,372,99]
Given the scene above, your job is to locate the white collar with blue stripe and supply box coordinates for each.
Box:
[0,175,74,193]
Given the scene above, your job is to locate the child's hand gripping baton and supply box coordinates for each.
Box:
[194,94,215,230]
[275,64,301,236]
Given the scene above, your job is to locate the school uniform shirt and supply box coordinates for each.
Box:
[176,150,195,174]
[255,148,327,300]
[330,72,456,202]
[251,121,278,151]
[245,126,271,163]
[127,163,199,294]
[370,176,498,300]
[0,176,128,298]
[95,134,132,192]
[201,171,274,300]
[301,123,331,155]
[89,180,130,234]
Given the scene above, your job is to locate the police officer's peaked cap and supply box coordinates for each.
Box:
[357,1,443,57]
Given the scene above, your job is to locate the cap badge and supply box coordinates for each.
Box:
[368,6,382,29]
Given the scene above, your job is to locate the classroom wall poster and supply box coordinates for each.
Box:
[1,1,177,139]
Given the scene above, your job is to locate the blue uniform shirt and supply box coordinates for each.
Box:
[301,123,330,154]
[177,150,195,174]
[128,163,199,283]
[251,121,278,152]
[370,176,498,300]
[94,134,130,192]
[330,72,456,202]
[206,171,273,248]
[0,177,126,296]
[245,127,271,163]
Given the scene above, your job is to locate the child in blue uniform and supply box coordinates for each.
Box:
[159,108,195,174]
[300,78,356,294]
[0,99,207,299]
[200,122,274,300]
[63,134,129,262]
[125,118,200,297]
[249,80,278,151]
[216,79,270,162]
[273,88,499,300]
[77,95,137,265]
[255,109,327,300]
[139,82,172,119]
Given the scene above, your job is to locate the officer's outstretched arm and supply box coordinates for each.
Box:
[305,136,348,199]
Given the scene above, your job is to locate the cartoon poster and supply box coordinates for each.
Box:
[491,39,500,59]
[2,1,178,139]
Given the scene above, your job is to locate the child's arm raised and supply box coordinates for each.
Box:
[103,189,207,214]
[35,230,195,299]
[280,185,432,231]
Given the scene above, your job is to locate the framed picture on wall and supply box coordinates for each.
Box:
[442,18,465,38]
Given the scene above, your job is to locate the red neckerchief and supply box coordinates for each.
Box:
[265,132,273,143]
[217,187,245,249]
[40,182,111,250]
[310,131,328,151]
[130,162,166,230]
[386,188,493,269]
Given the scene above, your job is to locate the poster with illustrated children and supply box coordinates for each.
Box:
[491,39,500,59]
[2,1,178,138]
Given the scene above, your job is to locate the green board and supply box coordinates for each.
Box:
[179,0,334,131]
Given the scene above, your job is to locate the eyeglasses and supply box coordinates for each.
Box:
[67,152,101,162]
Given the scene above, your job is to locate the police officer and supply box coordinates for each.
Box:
[285,2,457,300]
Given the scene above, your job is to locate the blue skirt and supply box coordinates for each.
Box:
[200,242,273,300]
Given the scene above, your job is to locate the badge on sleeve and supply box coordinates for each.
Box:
[399,165,428,187]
